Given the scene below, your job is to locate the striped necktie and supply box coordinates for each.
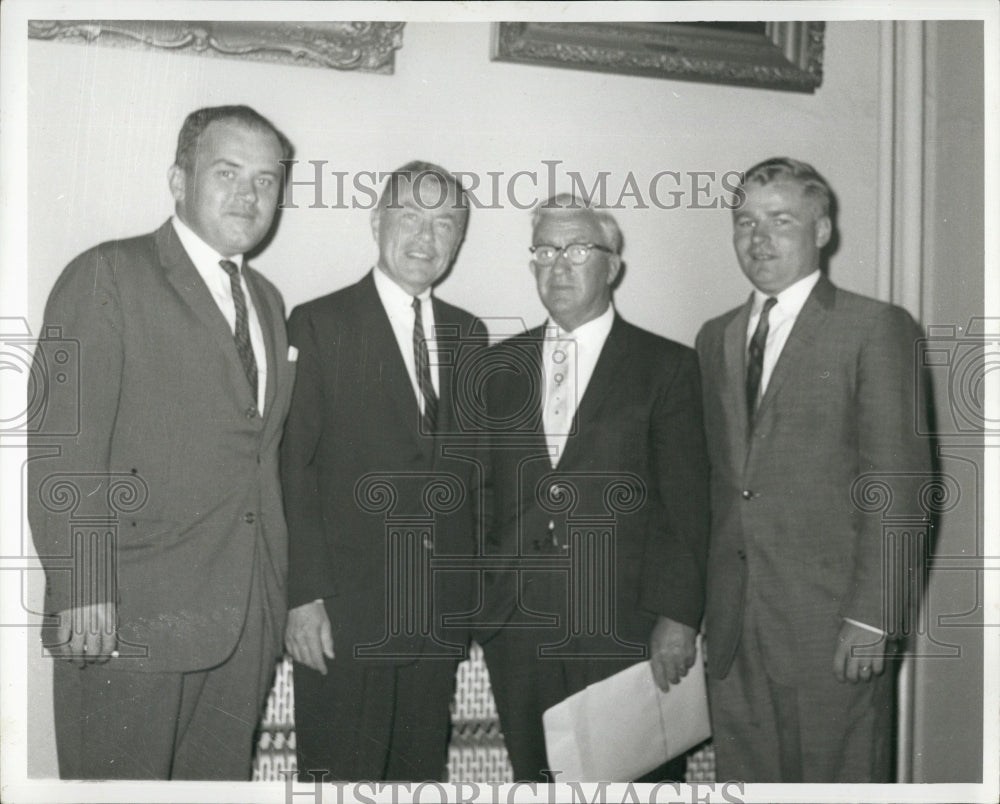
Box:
[220,259,258,406]
[412,295,438,432]
[745,296,777,424]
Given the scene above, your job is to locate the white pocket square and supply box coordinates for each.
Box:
[287,345,298,361]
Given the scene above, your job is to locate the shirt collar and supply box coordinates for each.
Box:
[171,215,243,272]
[373,264,432,310]
[752,270,820,317]
[545,303,615,347]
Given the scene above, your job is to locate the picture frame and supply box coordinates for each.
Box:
[491,21,825,93]
[27,20,406,74]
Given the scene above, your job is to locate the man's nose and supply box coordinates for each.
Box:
[236,179,257,204]
[416,217,434,241]
[551,248,574,271]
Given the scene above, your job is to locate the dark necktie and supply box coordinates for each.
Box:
[412,296,438,432]
[219,259,258,406]
[746,296,777,423]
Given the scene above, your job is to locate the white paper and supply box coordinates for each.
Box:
[543,639,711,782]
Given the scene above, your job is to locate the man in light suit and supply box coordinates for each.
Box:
[281,161,484,781]
[696,157,931,782]
[479,195,710,781]
[28,105,295,779]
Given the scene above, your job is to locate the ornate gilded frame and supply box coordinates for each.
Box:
[28,20,406,74]
[491,21,825,93]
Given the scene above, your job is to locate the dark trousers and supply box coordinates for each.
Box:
[52,565,276,780]
[482,626,686,782]
[293,655,459,781]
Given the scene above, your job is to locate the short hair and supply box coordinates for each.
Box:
[377,160,469,214]
[174,105,293,173]
[734,157,832,218]
[532,193,623,255]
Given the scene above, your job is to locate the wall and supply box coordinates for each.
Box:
[26,22,884,343]
[21,19,982,780]
[912,20,986,784]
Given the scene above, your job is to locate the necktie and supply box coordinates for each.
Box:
[543,330,575,466]
[412,296,438,432]
[219,259,258,406]
[746,296,777,423]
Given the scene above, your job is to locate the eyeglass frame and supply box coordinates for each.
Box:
[529,242,616,266]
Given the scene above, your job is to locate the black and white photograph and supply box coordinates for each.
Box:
[0,1,995,803]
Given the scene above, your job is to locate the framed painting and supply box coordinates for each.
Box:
[492,21,825,93]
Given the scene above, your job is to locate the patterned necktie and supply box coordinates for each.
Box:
[746,296,777,423]
[219,259,258,406]
[412,296,438,432]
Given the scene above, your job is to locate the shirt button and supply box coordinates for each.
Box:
[244,512,255,524]
[741,489,754,500]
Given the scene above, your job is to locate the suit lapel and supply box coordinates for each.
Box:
[357,272,425,448]
[431,297,459,435]
[755,276,833,421]
[559,314,628,468]
[155,222,252,405]
[244,269,278,420]
[723,296,753,442]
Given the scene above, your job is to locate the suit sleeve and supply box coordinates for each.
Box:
[843,305,931,630]
[638,348,711,629]
[280,306,339,607]
[27,246,125,615]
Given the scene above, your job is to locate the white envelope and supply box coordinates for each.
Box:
[543,639,711,782]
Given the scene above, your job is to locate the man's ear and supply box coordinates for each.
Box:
[370,206,381,241]
[168,165,185,204]
[606,255,622,286]
[815,215,832,249]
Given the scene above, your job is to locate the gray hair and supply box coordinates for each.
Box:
[532,193,623,254]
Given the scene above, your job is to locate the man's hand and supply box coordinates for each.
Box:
[51,602,118,667]
[648,616,697,691]
[833,620,889,683]
[285,599,334,675]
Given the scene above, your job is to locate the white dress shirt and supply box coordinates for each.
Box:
[542,304,615,465]
[172,216,267,413]
[372,265,440,413]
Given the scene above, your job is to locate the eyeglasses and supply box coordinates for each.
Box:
[529,243,614,266]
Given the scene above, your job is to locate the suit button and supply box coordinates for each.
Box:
[737,549,746,559]
[244,512,255,524]
[245,406,257,419]
[741,489,754,500]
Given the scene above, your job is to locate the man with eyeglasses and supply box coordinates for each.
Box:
[477,194,709,781]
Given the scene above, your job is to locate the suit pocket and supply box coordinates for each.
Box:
[118,516,177,551]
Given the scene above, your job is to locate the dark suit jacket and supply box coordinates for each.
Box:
[482,314,709,676]
[28,220,294,673]
[696,275,931,686]
[280,271,484,663]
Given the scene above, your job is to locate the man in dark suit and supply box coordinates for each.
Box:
[479,194,710,781]
[696,157,931,782]
[27,105,296,779]
[281,161,483,781]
